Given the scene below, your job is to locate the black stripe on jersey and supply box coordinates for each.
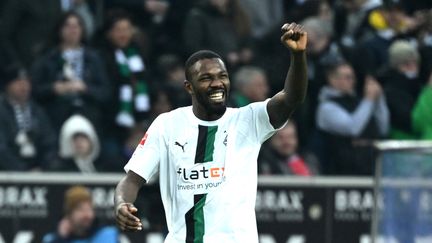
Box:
[185,194,206,243]
[194,125,208,164]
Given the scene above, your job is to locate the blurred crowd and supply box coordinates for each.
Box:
[0,0,431,176]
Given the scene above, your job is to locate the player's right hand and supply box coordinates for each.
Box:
[115,203,142,231]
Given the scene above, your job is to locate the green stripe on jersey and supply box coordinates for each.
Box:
[193,194,207,243]
[204,126,218,162]
[186,125,218,242]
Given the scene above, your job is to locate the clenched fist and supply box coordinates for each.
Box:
[281,23,307,52]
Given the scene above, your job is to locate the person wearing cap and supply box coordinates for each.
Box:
[0,66,58,171]
[43,186,118,243]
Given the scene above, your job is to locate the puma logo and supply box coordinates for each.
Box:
[174,141,187,152]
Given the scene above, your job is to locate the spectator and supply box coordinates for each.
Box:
[43,186,118,243]
[149,88,174,118]
[0,0,63,69]
[352,0,418,77]
[231,66,269,107]
[141,0,197,59]
[297,17,345,146]
[259,122,319,176]
[367,0,418,37]
[183,0,253,67]
[417,9,432,85]
[239,0,284,40]
[105,0,197,60]
[60,0,96,39]
[98,9,152,144]
[302,17,344,97]
[333,0,382,49]
[0,0,95,69]
[286,0,333,23]
[156,54,190,108]
[412,72,432,140]
[31,12,110,132]
[57,114,121,172]
[316,61,389,175]
[377,40,422,139]
[0,67,58,171]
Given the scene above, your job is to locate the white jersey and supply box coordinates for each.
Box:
[125,99,280,243]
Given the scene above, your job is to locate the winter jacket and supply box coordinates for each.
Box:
[316,86,389,175]
[183,3,250,59]
[0,0,62,68]
[378,67,422,139]
[0,96,58,171]
[31,47,110,131]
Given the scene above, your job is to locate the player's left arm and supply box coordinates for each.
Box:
[267,23,308,128]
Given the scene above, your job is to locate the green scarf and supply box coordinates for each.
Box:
[115,47,150,127]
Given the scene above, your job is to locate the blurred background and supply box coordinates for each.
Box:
[0,0,431,242]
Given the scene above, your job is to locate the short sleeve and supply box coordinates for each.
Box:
[124,114,167,181]
[247,99,285,143]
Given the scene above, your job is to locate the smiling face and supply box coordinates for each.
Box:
[185,58,230,120]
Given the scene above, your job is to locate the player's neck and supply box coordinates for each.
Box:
[192,104,225,121]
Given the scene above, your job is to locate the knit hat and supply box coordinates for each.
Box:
[64,186,92,215]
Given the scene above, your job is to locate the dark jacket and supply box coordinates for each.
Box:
[378,67,422,138]
[30,47,110,131]
[0,0,62,68]
[183,3,250,58]
[322,96,380,175]
[98,42,151,138]
[0,96,58,171]
[316,87,389,175]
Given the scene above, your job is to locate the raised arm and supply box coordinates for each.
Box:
[267,23,308,128]
[114,171,146,231]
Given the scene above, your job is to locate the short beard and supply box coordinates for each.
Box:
[195,92,227,116]
[208,104,226,116]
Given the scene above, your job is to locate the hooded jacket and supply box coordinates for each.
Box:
[59,114,100,173]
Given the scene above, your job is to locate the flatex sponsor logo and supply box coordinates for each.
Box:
[177,166,224,181]
[176,163,225,193]
[334,189,374,221]
[256,189,304,222]
[0,186,48,218]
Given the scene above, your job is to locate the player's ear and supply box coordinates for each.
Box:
[184,80,194,95]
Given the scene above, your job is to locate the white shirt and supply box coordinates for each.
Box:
[125,99,279,243]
